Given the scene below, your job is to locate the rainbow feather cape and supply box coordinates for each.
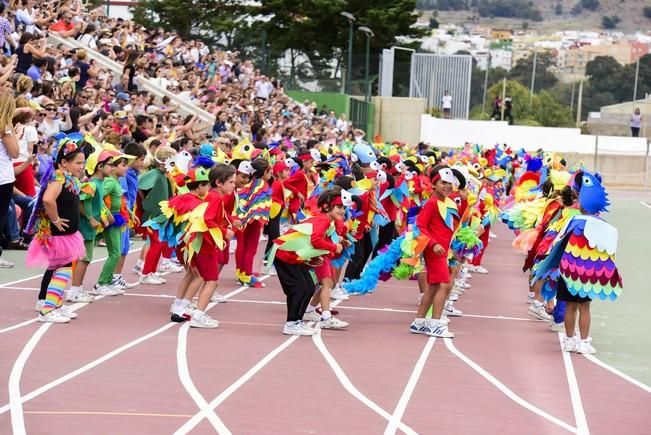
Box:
[237,178,271,225]
[266,222,335,264]
[532,215,623,301]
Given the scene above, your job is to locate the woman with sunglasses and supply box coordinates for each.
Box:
[37,103,72,138]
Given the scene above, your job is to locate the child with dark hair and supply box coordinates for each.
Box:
[269,188,344,336]
[26,141,87,323]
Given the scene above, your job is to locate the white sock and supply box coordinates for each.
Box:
[173,298,182,305]
[136,259,144,267]
[306,304,317,313]
[321,310,332,320]
[414,317,426,325]
[182,299,191,307]
[69,285,82,294]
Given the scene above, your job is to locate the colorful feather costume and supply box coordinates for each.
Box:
[237,178,272,226]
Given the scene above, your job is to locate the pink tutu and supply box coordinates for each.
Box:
[26,232,86,268]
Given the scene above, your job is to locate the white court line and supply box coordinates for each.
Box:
[312,329,417,435]
[582,354,651,394]
[0,247,143,288]
[176,323,232,434]
[0,287,40,291]
[445,338,578,433]
[0,248,142,336]
[173,335,300,434]
[173,278,267,435]
[384,338,436,435]
[639,201,651,209]
[557,334,590,434]
[9,323,52,435]
[0,279,257,417]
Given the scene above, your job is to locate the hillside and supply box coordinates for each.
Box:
[419,0,651,33]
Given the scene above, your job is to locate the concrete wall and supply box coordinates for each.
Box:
[372,97,427,145]
[420,115,651,187]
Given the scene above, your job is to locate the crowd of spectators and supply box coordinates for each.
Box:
[0,0,360,268]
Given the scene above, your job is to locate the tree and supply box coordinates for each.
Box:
[509,52,558,93]
[644,7,651,19]
[580,0,600,11]
[555,3,563,15]
[429,17,439,29]
[601,15,620,29]
[131,0,253,47]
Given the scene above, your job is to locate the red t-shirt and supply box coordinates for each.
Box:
[416,196,458,250]
[50,20,75,32]
[13,162,37,197]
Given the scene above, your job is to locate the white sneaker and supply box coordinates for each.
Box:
[426,321,455,338]
[190,311,219,329]
[330,286,350,301]
[34,299,44,312]
[528,303,552,321]
[229,240,237,254]
[449,293,459,302]
[550,321,565,332]
[282,321,315,336]
[112,274,138,289]
[159,261,184,273]
[320,316,349,329]
[576,338,596,354]
[474,266,488,274]
[154,272,167,283]
[466,265,478,272]
[489,231,497,239]
[455,279,471,289]
[56,306,78,319]
[90,285,120,296]
[210,292,227,303]
[0,257,14,268]
[562,336,578,352]
[139,273,164,285]
[260,234,268,241]
[444,304,463,317]
[302,311,322,322]
[38,310,70,323]
[66,291,95,303]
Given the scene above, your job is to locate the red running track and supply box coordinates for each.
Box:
[0,225,649,434]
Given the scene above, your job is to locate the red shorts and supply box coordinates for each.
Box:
[314,258,334,281]
[191,253,220,281]
[175,247,186,267]
[219,240,230,265]
[423,251,450,285]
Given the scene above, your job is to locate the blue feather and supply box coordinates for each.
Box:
[342,235,405,294]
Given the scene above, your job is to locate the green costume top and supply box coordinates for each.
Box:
[103,176,123,213]
[79,177,107,241]
[138,168,173,221]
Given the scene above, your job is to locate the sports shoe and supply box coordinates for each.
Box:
[210,292,227,303]
[159,261,184,274]
[56,306,78,319]
[34,299,44,312]
[576,338,596,354]
[38,310,70,323]
[330,286,350,301]
[170,303,189,322]
[154,272,167,283]
[409,321,430,335]
[426,322,455,338]
[90,285,120,296]
[448,293,459,302]
[528,303,552,321]
[66,291,95,303]
[474,266,488,274]
[249,276,266,288]
[316,307,339,316]
[112,274,138,290]
[0,257,14,268]
[455,279,471,289]
[139,273,164,285]
[320,316,349,329]
[444,304,463,317]
[260,234,268,241]
[229,240,237,254]
[282,321,315,336]
[489,231,497,239]
[302,311,321,322]
[190,311,219,329]
[562,336,578,352]
[550,321,565,332]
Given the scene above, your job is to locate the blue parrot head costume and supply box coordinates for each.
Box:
[576,171,609,214]
[353,142,377,165]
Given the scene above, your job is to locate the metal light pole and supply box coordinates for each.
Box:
[633,57,640,104]
[576,79,584,128]
[359,26,374,102]
[482,52,491,112]
[341,12,356,95]
[529,50,537,105]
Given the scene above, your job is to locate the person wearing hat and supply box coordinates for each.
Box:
[71,149,119,300]
[94,150,135,294]
[110,92,131,113]
[284,151,313,222]
[111,110,130,136]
